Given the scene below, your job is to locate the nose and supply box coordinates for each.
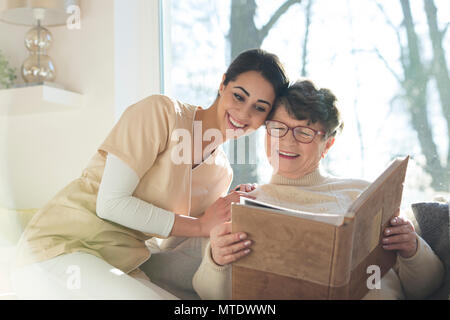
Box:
[283,128,297,143]
[239,104,252,123]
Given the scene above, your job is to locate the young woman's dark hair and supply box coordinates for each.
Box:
[223,49,289,98]
[269,80,344,138]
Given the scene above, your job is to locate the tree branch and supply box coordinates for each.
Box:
[441,22,450,40]
[374,94,402,141]
[211,0,227,40]
[373,48,403,83]
[301,0,313,77]
[351,48,403,83]
[372,0,399,32]
[259,0,302,41]
[347,0,365,175]
[373,0,407,72]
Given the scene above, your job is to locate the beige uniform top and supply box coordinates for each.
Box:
[13,95,233,274]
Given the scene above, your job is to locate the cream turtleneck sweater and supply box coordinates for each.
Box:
[192,168,445,300]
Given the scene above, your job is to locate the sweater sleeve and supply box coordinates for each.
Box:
[397,235,445,299]
[96,153,175,238]
[192,240,232,300]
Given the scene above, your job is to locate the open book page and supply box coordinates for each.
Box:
[345,156,409,218]
[239,197,345,226]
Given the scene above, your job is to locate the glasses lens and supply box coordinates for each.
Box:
[266,121,288,138]
[294,127,315,143]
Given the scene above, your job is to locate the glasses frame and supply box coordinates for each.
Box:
[265,120,326,144]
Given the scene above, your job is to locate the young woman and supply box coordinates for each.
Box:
[10,49,289,299]
[192,80,444,300]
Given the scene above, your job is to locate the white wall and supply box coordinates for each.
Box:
[0,0,162,209]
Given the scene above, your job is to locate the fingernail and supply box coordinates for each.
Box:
[244,249,251,254]
[244,240,252,246]
[385,229,390,234]
[239,233,247,240]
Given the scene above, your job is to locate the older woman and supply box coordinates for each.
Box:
[192,80,445,300]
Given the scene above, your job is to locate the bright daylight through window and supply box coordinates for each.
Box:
[161,0,450,211]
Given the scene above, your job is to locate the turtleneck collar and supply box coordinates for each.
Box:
[269,167,329,186]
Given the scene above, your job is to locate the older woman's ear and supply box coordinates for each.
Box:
[321,137,335,159]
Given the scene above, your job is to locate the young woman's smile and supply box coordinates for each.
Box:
[226,112,248,130]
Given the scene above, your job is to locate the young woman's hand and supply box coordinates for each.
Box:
[233,183,258,193]
[199,191,255,237]
[210,222,252,266]
[381,215,418,259]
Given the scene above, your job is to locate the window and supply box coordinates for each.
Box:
[161,0,450,210]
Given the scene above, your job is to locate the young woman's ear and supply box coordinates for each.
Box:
[218,74,226,96]
[321,137,335,159]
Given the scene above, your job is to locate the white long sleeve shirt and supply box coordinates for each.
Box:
[96,153,175,238]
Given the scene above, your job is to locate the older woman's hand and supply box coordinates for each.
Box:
[382,215,418,259]
[210,222,252,266]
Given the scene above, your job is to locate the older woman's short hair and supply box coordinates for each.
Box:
[268,80,344,138]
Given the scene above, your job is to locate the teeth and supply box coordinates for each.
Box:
[229,115,246,128]
[279,151,299,157]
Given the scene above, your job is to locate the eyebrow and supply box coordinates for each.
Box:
[234,86,272,108]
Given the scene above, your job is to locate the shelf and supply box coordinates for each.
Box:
[0,84,83,116]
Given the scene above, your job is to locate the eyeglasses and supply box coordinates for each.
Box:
[265,120,326,144]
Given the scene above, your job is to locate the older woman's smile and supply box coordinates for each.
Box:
[278,150,300,159]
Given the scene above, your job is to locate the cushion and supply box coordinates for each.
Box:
[0,207,38,300]
[141,237,203,300]
[411,201,450,300]
[0,207,37,246]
